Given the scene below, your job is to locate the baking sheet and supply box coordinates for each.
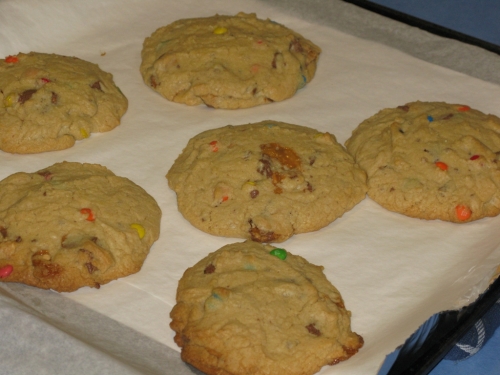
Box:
[1,0,500,374]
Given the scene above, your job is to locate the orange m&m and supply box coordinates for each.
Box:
[455,205,472,221]
[5,55,18,63]
[80,208,96,221]
[435,161,448,171]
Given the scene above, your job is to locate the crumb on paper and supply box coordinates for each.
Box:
[100,51,106,56]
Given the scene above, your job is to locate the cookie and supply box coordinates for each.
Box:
[140,12,321,109]
[0,162,161,292]
[345,101,500,222]
[167,121,367,242]
[170,241,363,375]
[0,52,128,154]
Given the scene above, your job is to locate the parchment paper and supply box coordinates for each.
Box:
[1,0,500,374]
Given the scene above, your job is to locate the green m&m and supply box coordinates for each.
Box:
[269,248,287,260]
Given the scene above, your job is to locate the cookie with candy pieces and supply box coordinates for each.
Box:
[166,120,367,242]
[0,52,128,154]
[140,12,321,109]
[0,162,161,292]
[170,240,363,375]
[345,101,500,222]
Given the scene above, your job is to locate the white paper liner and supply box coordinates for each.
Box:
[1,0,500,374]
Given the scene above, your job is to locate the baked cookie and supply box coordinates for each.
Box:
[345,101,500,222]
[167,121,367,242]
[140,12,321,109]
[0,52,128,154]
[0,162,161,292]
[170,241,363,375]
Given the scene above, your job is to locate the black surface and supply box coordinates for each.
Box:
[387,276,500,375]
[343,0,500,55]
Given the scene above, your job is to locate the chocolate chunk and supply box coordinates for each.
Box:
[250,189,259,199]
[150,76,158,88]
[51,92,58,104]
[85,262,98,274]
[0,226,7,238]
[248,219,277,242]
[204,264,216,274]
[32,251,62,278]
[90,81,103,91]
[34,262,62,278]
[306,323,321,336]
[271,52,281,69]
[289,38,304,53]
[18,89,37,104]
[257,157,273,178]
[397,105,410,112]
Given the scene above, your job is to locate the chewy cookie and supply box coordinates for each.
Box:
[170,241,363,375]
[0,162,161,292]
[0,52,128,154]
[167,121,367,242]
[345,101,500,222]
[140,12,321,109]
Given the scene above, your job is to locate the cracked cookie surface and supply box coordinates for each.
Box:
[0,162,161,292]
[167,121,367,242]
[345,101,500,222]
[170,241,363,375]
[0,52,128,154]
[140,12,321,109]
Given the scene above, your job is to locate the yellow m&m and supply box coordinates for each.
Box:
[130,223,145,239]
[80,128,89,138]
[213,26,228,35]
[4,94,15,107]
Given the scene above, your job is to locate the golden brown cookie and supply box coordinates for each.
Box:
[345,101,500,222]
[0,52,128,154]
[140,12,321,109]
[170,241,363,375]
[167,121,367,242]
[0,162,161,292]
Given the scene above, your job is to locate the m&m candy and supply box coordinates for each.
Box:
[269,248,287,260]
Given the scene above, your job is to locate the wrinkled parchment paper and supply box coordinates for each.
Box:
[1,0,500,374]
